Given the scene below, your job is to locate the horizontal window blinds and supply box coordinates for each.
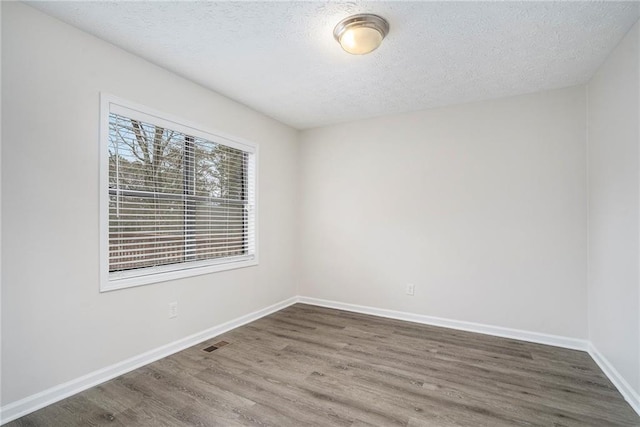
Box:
[107,112,256,280]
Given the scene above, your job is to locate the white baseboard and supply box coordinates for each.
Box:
[4,295,639,423]
[588,342,640,416]
[299,297,640,417]
[0,296,298,425]
[298,296,589,351]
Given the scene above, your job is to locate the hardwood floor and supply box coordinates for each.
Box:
[8,304,640,426]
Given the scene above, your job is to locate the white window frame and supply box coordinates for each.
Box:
[99,93,258,292]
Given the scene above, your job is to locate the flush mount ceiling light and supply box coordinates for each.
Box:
[333,14,390,55]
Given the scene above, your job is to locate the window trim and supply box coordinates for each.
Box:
[99,93,259,292]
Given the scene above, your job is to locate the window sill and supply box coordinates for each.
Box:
[100,256,258,292]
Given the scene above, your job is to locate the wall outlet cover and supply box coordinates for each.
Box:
[406,284,415,296]
[169,302,178,318]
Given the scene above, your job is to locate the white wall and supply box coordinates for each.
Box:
[0,0,3,410]
[298,86,588,339]
[1,2,298,405]
[4,0,638,416]
[587,21,640,395]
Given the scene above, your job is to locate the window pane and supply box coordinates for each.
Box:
[109,116,184,194]
[193,200,247,261]
[109,194,185,272]
[194,140,247,201]
[106,108,255,283]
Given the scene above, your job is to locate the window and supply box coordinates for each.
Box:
[100,94,257,291]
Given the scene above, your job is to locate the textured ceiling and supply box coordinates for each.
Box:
[28,1,640,129]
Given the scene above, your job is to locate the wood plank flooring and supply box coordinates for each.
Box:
[7,303,640,426]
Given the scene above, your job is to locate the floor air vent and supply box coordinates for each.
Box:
[203,341,229,352]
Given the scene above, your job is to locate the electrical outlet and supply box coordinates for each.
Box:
[168,302,178,318]
[406,283,415,296]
